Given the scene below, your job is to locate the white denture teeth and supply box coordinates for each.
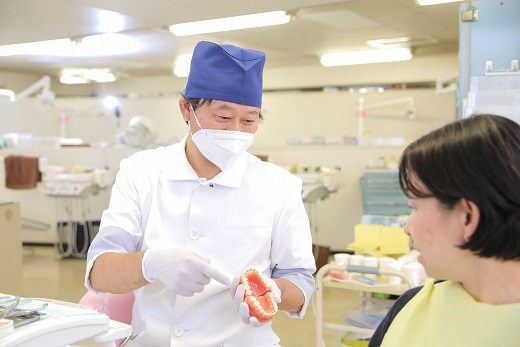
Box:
[239,268,278,319]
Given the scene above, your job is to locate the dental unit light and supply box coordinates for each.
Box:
[173,54,193,77]
[0,33,139,57]
[97,10,125,33]
[60,68,117,84]
[0,89,15,101]
[169,11,291,36]
[320,48,412,67]
[103,96,123,143]
[103,96,119,111]
[416,0,464,5]
[103,95,121,128]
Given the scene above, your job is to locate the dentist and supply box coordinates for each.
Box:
[85,41,316,347]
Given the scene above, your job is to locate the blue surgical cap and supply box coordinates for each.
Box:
[185,41,266,108]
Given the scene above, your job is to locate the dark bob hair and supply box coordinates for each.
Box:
[399,114,520,260]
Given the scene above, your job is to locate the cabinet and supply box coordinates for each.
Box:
[0,202,23,294]
[360,170,411,216]
[315,263,414,347]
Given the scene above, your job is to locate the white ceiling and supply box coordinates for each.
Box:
[0,0,462,80]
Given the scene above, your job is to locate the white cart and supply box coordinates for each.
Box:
[315,263,415,347]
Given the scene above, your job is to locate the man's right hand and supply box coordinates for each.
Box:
[141,248,230,296]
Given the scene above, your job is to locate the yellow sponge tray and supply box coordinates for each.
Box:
[348,224,410,256]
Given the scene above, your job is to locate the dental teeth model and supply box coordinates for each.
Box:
[239,268,278,322]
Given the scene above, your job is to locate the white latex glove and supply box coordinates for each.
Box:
[230,275,281,327]
[142,248,230,296]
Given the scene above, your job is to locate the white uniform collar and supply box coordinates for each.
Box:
[163,133,247,188]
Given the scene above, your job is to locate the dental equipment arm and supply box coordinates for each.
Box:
[14,75,55,102]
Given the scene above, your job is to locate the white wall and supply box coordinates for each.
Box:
[0,98,188,244]
[255,89,456,249]
[0,53,459,248]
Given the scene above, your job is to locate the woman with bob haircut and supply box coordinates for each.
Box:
[369,114,520,347]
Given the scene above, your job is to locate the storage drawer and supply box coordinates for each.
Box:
[360,171,411,216]
[363,200,411,215]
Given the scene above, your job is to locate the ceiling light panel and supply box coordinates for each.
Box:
[416,0,464,5]
[0,34,139,57]
[169,11,291,36]
[320,48,412,67]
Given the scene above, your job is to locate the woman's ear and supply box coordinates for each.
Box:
[460,198,480,240]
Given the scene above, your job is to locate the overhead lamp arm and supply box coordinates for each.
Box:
[14,75,55,102]
[356,97,417,121]
[364,97,415,110]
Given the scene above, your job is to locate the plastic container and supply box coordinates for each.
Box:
[337,331,371,347]
[0,319,14,336]
[345,307,386,330]
[1,132,33,148]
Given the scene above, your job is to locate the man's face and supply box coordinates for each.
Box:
[189,100,261,134]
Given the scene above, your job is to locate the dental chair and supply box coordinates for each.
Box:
[79,291,134,325]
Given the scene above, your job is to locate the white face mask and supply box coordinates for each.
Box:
[189,104,254,171]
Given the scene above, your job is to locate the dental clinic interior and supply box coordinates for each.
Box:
[0,0,519,346]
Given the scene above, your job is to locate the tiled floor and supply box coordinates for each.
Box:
[20,246,360,347]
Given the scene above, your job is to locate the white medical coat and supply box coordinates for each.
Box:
[85,136,316,347]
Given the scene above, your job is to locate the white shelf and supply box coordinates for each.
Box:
[315,263,414,347]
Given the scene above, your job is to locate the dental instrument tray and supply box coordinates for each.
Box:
[0,294,132,347]
[40,165,113,197]
[0,296,47,328]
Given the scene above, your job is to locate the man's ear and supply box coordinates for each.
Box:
[460,198,480,240]
[179,99,191,122]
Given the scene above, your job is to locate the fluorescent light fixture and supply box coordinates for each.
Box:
[173,54,192,77]
[0,38,71,56]
[320,48,412,67]
[416,0,463,5]
[0,33,139,57]
[169,11,291,36]
[60,68,117,84]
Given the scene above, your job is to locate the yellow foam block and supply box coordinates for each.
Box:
[348,224,381,252]
[379,226,410,255]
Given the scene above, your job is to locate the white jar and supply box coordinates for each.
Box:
[349,255,364,266]
[386,260,405,285]
[0,319,14,336]
[333,253,350,265]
